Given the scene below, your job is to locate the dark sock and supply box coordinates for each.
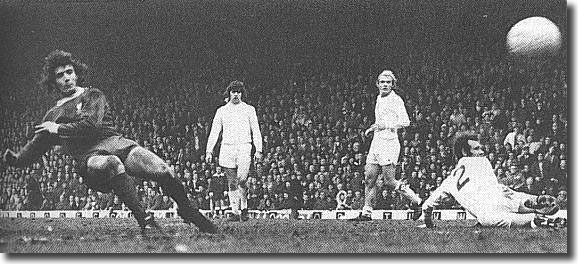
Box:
[111,173,147,226]
[157,176,217,232]
[157,176,196,210]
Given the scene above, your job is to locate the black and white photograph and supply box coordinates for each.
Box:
[0,0,569,254]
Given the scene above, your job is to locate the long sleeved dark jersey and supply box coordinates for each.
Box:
[14,88,120,166]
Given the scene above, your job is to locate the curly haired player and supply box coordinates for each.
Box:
[206,80,263,222]
[3,50,217,234]
[416,132,565,229]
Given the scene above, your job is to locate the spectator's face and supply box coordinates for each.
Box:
[352,142,360,152]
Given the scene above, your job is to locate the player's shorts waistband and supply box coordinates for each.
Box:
[221,142,252,146]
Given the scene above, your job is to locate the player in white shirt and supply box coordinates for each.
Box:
[351,70,422,221]
[206,80,263,221]
[417,132,565,228]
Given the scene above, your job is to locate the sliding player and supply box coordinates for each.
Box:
[416,132,565,228]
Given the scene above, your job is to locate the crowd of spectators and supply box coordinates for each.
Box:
[0,45,568,214]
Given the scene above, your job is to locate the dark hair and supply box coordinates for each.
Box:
[39,50,88,92]
[223,80,247,97]
[452,132,479,160]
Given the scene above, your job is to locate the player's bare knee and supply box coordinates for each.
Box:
[145,160,174,181]
[365,174,377,187]
[87,155,124,176]
[382,176,397,188]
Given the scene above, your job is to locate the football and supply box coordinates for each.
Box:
[506,16,562,57]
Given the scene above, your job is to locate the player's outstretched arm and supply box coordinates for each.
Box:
[519,195,560,215]
[3,133,55,167]
[416,179,453,228]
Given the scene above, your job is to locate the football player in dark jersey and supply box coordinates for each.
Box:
[3,50,217,234]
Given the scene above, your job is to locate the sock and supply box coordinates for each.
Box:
[239,187,248,211]
[397,181,422,205]
[157,176,196,211]
[229,189,240,215]
[110,173,147,226]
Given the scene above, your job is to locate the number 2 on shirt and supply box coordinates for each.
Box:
[453,165,469,191]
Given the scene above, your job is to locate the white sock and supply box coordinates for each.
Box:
[405,188,422,205]
[229,190,240,215]
[397,181,422,205]
[239,188,248,210]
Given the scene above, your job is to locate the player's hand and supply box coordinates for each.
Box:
[534,195,560,215]
[364,125,376,136]
[35,121,59,134]
[254,151,263,163]
[205,152,213,163]
[3,149,18,166]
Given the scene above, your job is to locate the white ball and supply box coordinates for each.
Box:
[506,16,561,57]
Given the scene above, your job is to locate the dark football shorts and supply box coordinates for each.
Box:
[77,136,139,192]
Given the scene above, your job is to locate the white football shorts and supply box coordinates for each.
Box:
[219,143,252,176]
[366,137,400,166]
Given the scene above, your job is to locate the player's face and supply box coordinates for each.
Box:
[467,140,484,157]
[230,90,242,104]
[376,75,394,96]
[54,65,77,94]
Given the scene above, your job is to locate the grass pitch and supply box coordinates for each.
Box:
[0,217,567,253]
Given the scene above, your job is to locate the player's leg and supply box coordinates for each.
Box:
[382,164,421,206]
[124,146,217,233]
[477,212,565,228]
[521,194,560,215]
[379,138,421,206]
[236,144,252,221]
[360,163,380,220]
[209,193,216,217]
[500,186,559,215]
[219,144,242,220]
[85,154,152,230]
[223,167,240,220]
